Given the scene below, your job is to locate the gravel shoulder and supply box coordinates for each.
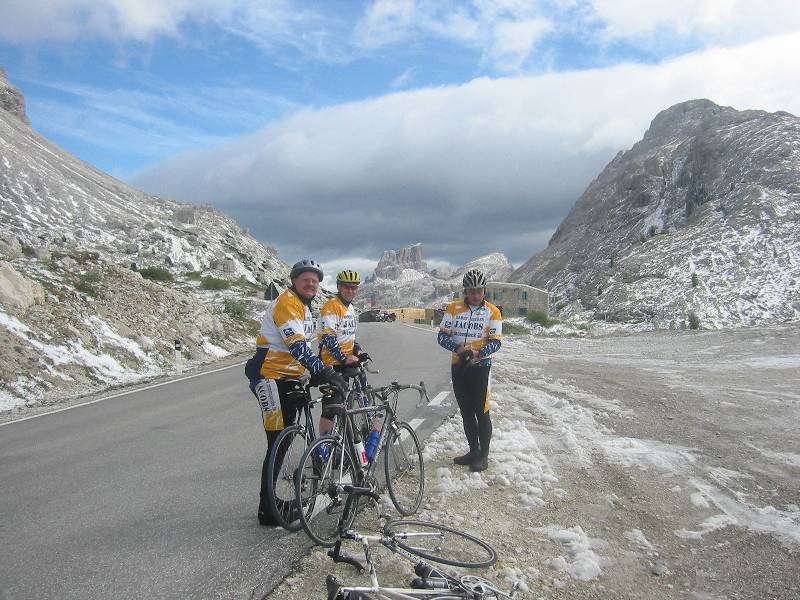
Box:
[267,324,800,600]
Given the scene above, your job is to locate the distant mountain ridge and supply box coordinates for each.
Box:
[361,243,513,308]
[511,99,800,328]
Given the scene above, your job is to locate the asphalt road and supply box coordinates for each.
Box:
[0,322,454,600]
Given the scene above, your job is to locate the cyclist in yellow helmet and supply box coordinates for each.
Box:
[317,269,367,435]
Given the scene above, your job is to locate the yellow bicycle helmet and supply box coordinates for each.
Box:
[336,269,361,285]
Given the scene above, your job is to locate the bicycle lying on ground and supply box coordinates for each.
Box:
[324,486,520,600]
[296,374,429,546]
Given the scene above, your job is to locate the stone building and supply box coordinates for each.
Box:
[484,282,549,317]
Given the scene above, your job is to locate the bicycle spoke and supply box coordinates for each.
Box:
[297,437,357,546]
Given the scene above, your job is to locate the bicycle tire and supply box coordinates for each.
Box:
[265,425,308,531]
[296,436,357,546]
[383,520,497,568]
[384,421,424,516]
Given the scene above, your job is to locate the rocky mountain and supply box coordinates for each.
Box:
[374,243,427,279]
[360,244,513,308]
[0,68,288,412]
[511,99,800,329]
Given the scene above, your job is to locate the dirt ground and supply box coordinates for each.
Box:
[267,324,800,600]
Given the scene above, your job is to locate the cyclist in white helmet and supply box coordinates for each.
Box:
[437,268,502,472]
[244,259,347,526]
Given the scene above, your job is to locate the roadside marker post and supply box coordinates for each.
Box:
[174,339,183,375]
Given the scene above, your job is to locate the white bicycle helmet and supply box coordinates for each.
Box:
[462,269,487,289]
[290,259,323,281]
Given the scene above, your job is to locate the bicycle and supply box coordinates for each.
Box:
[324,486,519,599]
[264,356,386,530]
[264,379,343,530]
[295,380,429,546]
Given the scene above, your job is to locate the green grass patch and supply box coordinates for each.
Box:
[503,321,529,335]
[234,276,263,292]
[200,276,231,290]
[140,266,174,282]
[224,299,249,321]
[74,280,98,297]
[526,309,558,328]
[184,270,203,281]
[688,311,701,330]
[73,269,103,297]
[82,269,102,283]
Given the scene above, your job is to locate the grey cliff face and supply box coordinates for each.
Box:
[0,68,289,410]
[374,243,428,279]
[510,99,800,328]
[0,67,29,125]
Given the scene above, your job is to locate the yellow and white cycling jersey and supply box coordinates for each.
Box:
[439,300,502,365]
[257,288,315,379]
[318,295,357,366]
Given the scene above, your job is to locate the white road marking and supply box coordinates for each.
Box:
[428,391,449,406]
[408,418,424,431]
[401,323,437,333]
[0,361,247,427]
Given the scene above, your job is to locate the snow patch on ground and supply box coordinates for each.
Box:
[530,525,607,582]
[201,338,230,358]
[679,478,800,550]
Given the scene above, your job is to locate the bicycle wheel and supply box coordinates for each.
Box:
[384,421,424,516]
[265,425,308,531]
[383,520,497,568]
[296,436,357,546]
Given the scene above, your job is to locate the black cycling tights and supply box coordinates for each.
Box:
[451,363,492,455]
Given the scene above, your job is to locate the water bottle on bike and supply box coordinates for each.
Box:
[353,430,369,467]
[365,418,382,462]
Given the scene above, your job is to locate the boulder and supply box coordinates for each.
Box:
[32,247,51,261]
[0,262,45,309]
[0,234,22,260]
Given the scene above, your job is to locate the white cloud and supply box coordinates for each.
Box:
[590,0,800,44]
[0,0,229,43]
[354,0,556,70]
[132,31,800,267]
[484,17,554,72]
[320,257,382,290]
[390,67,420,89]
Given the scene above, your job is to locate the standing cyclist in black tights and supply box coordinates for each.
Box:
[437,269,502,472]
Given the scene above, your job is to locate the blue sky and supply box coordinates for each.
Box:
[2,1,800,277]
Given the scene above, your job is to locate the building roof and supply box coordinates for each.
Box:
[486,281,548,294]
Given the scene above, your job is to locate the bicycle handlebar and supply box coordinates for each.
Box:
[370,381,430,408]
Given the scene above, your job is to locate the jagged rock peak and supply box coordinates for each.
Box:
[457,252,514,283]
[374,243,427,279]
[0,67,30,125]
